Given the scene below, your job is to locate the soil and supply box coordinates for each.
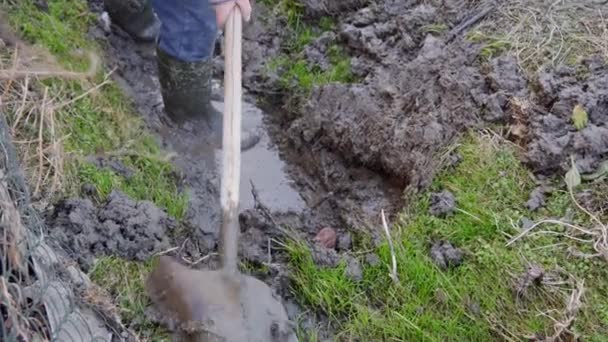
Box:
[47,190,176,271]
[40,0,608,339]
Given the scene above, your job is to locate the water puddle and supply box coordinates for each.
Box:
[211,100,306,213]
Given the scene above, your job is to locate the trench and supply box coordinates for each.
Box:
[84,1,403,263]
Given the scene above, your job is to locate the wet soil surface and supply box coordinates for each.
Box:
[46,0,608,338]
[48,190,176,272]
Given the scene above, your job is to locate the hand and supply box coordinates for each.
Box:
[212,0,252,28]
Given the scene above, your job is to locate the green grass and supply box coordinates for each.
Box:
[89,256,170,341]
[285,133,608,341]
[268,44,355,93]
[5,0,188,219]
[258,0,353,93]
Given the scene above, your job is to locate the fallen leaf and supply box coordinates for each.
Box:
[572,104,588,130]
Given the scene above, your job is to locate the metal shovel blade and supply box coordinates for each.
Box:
[146,255,298,342]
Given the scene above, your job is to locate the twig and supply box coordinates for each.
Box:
[183,252,218,266]
[381,209,399,284]
[506,219,598,247]
[446,3,495,43]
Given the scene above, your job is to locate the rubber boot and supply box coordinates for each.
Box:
[103,0,160,42]
[156,48,260,151]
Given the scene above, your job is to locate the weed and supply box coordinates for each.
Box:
[422,23,448,35]
[89,256,170,341]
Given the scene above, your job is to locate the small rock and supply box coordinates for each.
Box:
[466,299,481,317]
[314,227,337,249]
[520,217,534,230]
[430,240,464,270]
[344,256,363,281]
[364,253,381,267]
[429,191,456,217]
[311,244,340,268]
[526,186,546,211]
[337,233,352,251]
[81,183,97,197]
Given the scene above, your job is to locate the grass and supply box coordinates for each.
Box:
[284,133,608,341]
[89,256,170,341]
[3,0,188,219]
[257,0,354,94]
[472,1,608,73]
[268,44,354,92]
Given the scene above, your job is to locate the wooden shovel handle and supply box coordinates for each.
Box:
[220,7,242,275]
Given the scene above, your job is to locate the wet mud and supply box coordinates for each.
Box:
[48,190,176,271]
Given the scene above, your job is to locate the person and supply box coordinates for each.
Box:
[103,0,259,149]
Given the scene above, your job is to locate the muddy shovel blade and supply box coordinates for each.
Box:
[146,256,297,341]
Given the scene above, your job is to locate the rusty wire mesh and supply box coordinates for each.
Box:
[0,112,117,341]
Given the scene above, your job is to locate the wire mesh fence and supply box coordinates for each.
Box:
[0,113,118,342]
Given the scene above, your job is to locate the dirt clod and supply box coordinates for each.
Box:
[365,253,381,267]
[337,233,353,251]
[87,156,135,179]
[526,186,548,211]
[81,183,98,197]
[314,227,338,249]
[48,190,176,271]
[429,191,456,217]
[344,256,363,281]
[430,240,464,270]
[311,244,340,268]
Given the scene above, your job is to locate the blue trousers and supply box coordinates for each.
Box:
[150,0,218,62]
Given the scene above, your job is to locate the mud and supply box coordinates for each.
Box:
[430,240,464,270]
[429,191,456,217]
[87,155,135,179]
[48,190,176,271]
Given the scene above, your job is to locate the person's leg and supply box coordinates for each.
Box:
[103,0,160,42]
[151,0,260,150]
[151,0,218,124]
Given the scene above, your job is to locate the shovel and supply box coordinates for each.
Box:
[145,7,298,342]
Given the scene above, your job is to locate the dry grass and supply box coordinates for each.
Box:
[474,0,608,72]
[0,41,102,205]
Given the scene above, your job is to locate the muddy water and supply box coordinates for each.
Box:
[210,100,306,212]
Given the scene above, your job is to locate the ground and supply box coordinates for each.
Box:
[1,0,608,341]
